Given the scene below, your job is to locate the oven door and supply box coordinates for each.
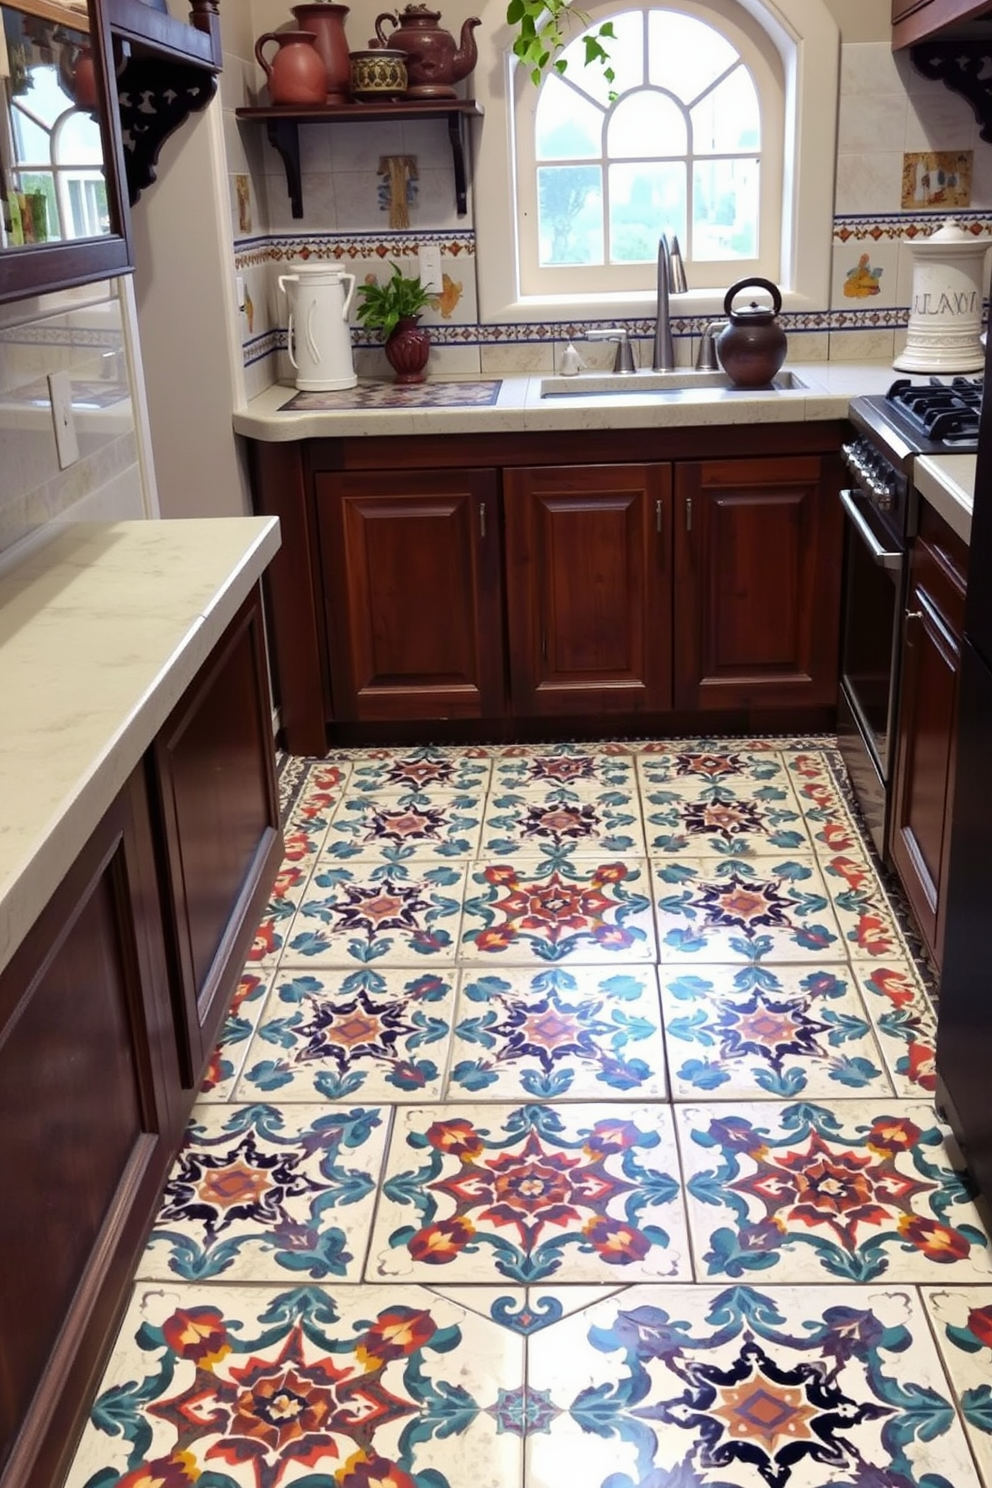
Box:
[837,485,907,859]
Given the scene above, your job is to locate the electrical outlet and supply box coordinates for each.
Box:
[418,244,442,294]
[48,371,79,469]
[236,274,247,310]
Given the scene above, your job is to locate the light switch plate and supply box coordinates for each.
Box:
[48,371,79,469]
[418,244,442,294]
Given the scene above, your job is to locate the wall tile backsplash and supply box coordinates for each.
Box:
[224,39,992,390]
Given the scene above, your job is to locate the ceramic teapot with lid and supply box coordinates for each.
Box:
[373,4,480,96]
[716,276,788,388]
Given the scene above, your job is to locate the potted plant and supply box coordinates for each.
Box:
[506,0,614,86]
[356,262,433,384]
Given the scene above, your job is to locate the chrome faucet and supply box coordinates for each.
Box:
[652,234,686,371]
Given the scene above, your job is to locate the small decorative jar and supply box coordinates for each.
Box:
[349,47,408,100]
[894,218,989,373]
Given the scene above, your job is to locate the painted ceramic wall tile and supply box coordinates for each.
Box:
[525,1283,980,1488]
[368,1102,690,1284]
[677,1099,992,1283]
[289,861,468,967]
[660,964,891,1099]
[923,1286,992,1485]
[320,790,485,863]
[821,849,908,960]
[235,965,455,1101]
[197,970,274,1102]
[63,1282,524,1488]
[447,966,666,1100]
[854,962,938,1098]
[482,785,647,861]
[348,745,492,796]
[137,1103,387,1283]
[637,745,788,789]
[492,745,636,793]
[644,776,809,857]
[652,855,846,964]
[460,857,657,965]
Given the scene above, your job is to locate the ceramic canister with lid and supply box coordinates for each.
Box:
[894,217,989,373]
[278,264,358,391]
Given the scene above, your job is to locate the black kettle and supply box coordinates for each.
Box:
[716,277,788,388]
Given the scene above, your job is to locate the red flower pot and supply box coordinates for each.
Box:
[385,316,430,384]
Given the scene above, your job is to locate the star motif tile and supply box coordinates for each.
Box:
[235,965,456,1101]
[922,1286,992,1486]
[492,744,636,794]
[287,860,468,966]
[660,963,892,1099]
[637,745,789,789]
[447,966,666,1100]
[676,1099,992,1283]
[197,968,274,1102]
[320,790,485,863]
[63,1282,524,1488]
[137,1103,388,1283]
[644,775,810,857]
[367,1102,690,1285]
[853,961,937,1097]
[525,1283,981,1488]
[460,857,657,965]
[348,745,492,797]
[482,785,647,860]
[652,854,846,964]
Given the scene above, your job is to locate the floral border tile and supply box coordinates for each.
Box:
[854,962,938,1098]
[197,969,274,1102]
[922,1286,992,1486]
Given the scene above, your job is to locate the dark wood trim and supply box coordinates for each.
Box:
[893,0,992,49]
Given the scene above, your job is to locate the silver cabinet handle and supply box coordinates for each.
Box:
[480,501,486,538]
[686,495,693,531]
[656,498,662,533]
[839,489,902,571]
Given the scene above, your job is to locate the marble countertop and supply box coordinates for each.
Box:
[0,516,280,979]
[915,454,976,544]
[233,361,903,441]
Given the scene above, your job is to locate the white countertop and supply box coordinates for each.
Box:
[0,516,280,978]
[914,454,976,544]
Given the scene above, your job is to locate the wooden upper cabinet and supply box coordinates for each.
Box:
[673,454,843,711]
[315,468,505,722]
[892,0,992,44]
[503,463,672,716]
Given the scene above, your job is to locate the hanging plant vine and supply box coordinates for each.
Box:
[506,0,615,87]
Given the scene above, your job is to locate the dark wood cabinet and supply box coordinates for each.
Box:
[673,455,844,711]
[892,0,992,47]
[315,468,505,722]
[503,463,672,716]
[889,502,969,967]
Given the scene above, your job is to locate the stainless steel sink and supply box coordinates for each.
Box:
[539,368,807,397]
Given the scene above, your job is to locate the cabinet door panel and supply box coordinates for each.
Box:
[674,456,841,710]
[504,464,671,715]
[317,469,504,721]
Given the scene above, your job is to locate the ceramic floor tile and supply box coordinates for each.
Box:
[137,1102,389,1283]
[660,963,893,1099]
[427,1283,627,1335]
[446,965,666,1100]
[234,965,456,1101]
[491,743,636,794]
[525,1282,981,1488]
[855,961,938,1098]
[676,1098,992,1283]
[636,744,789,789]
[288,759,352,834]
[347,745,492,796]
[922,1286,992,1486]
[319,790,486,863]
[286,860,468,967]
[197,968,275,1102]
[63,1281,524,1488]
[786,747,867,854]
[460,856,657,965]
[481,784,647,860]
[644,775,812,857]
[244,864,313,966]
[820,848,911,960]
[367,1102,691,1285]
[652,854,847,964]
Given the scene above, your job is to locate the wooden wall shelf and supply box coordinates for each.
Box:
[236,99,483,219]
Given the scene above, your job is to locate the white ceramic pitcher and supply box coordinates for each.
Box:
[278,264,357,391]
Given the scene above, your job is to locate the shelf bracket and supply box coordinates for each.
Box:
[265,117,304,219]
[910,39,992,144]
[446,108,470,217]
[117,53,218,205]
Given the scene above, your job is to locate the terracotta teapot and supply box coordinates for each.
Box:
[58,41,98,111]
[716,277,788,389]
[255,30,327,106]
[374,4,480,97]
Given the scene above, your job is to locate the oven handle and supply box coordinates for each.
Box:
[839,488,903,571]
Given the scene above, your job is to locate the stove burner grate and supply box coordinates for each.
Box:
[886,376,983,442]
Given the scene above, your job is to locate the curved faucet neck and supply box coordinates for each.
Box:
[652,235,676,372]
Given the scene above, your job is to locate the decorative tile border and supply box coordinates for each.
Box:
[835,211,992,242]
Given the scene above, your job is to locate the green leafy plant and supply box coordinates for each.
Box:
[506,0,614,88]
[355,263,432,337]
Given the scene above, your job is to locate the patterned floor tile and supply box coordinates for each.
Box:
[460,857,657,965]
[446,966,666,1100]
[286,861,468,966]
[652,855,846,964]
[245,863,314,966]
[367,1102,691,1284]
[64,1282,524,1488]
[427,1284,627,1335]
[482,784,647,860]
[348,745,492,796]
[676,1098,992,1283]
[636,745,789,789]
[319,790,485,863]
[821,849,909,960]
[786,748,862,854]
[288,760,351,833]
[854,962,938,1098]
[526,1283,981,1488]
[137,1103,388,1282]
[197,969,274,1102]
[644,776,811,857]
[660,963,892,1099]
[235,966,456,1101]
[492,744,636,794]
[922,1286,992,1486]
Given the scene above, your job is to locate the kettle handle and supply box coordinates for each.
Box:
[374,12,398,45]
[723,277,782,317]
[339,272,356,319]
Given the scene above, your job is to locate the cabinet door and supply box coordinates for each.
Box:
[890,507,968,966]
[316,469,505,722]
[673,455,842,710]
[503,464,672,716]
